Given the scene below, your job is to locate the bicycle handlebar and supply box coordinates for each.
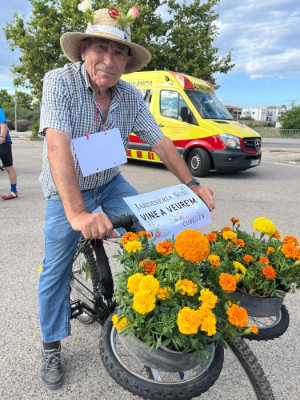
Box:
[110,214,142,233]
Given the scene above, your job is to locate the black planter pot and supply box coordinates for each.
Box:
[229,290,286,317]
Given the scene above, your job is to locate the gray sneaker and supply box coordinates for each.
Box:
[41,344,63,389]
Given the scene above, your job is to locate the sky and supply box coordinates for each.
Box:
[0,0,299,109]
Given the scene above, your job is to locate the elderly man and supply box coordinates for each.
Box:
[39,6,215,388]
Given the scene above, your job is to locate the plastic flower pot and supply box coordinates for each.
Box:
[229,289,286,317]
[118,331,215,372]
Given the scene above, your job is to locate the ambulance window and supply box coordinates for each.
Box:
[140,90,152,109]
[160,90,193,122]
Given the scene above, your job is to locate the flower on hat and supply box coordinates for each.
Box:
[78,0,94,24]
[116,7,139,30]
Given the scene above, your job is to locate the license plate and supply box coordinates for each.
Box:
[250,159,260,166]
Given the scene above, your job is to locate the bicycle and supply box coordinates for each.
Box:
[70,214,281,400]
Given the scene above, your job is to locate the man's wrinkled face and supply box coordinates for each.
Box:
[79,38,132,90]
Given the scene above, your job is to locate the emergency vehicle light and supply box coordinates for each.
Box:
[169,71,194,89]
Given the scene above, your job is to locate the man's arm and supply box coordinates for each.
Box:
[0,123,7,144]
[152,136,215,211]
[46,128,117,239]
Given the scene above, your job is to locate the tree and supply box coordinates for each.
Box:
[0,89,14,108]
[4,0,234,100]
[279,106,300,130]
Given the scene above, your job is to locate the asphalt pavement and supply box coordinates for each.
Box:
[1,136,299,400]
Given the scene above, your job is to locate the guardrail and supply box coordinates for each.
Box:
[253,128,300,139]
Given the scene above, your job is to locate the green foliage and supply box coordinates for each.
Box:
[0,89,14,108]
[4,0,234,100]
[2,106,39,123]
[279,106,300,129]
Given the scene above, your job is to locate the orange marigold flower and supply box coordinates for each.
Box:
[139,258,157,275]
[233,238,245,248]
[267,247,275,254]
[222,231,237,240]
[206,232,217,243]
[272,230,281,240]
[208,254,221,267]
[230,217,239,224]
[259,257,269,264]
[243,254,253,262]
[176,279,197,296]
[219,273,236,293]
[262,265,276,279]
[121,232,139,245]
[227,304,249,328]
[283,236,299,246]
[157,286,172,300]
[156,240,174,256]
[250,325,259,334]
[175,229,210,263]
[177,307,202,335]
[222,226,233,232]
[198,305,217,336]
[281,244,300,259]
[138,231,152,239]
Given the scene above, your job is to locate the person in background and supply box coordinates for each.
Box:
[0,107,18,200]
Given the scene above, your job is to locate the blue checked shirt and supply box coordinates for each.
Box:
[39,62,164,197]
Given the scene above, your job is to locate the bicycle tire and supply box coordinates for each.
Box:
[244,304,290,341]
[100,317,224,400]
[228,337,275,399]
[71,241,97,325]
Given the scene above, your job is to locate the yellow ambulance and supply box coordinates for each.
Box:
[122,70,261,176]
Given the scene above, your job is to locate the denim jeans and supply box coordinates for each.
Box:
[38,173,138,343]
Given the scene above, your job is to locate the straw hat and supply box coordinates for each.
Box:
[60,8,151,74]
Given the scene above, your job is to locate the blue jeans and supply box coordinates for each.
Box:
[38,173,138,343]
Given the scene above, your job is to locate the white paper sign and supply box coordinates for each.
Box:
[124,184,210,242]
[72,128,127,177]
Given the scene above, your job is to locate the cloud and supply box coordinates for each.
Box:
[214,0,300,79]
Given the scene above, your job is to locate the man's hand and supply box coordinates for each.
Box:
[0,136,5,144]
[191,185,215,212]
[70,211,119,239]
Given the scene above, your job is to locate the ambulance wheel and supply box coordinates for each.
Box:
[187,148,210,177]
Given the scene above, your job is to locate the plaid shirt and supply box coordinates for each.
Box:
[39,62,164,197]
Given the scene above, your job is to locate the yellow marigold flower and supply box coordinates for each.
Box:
[111,314,133,332]
[124,240,142,253]
[222,231,237,240]
[250,325,259,334]
[175,229,210,263]
[272,230,281,239]
[233,261,246,274]
[206,232,217,243]
[253,217,276,236]
[139,258,156,275]
[177,307,202,334]
[235,273,241,282]
[156,240,174,256]
[230,217,239,224]
[138,231,152,239]
[198,289,218,309]
[227,304,249,327]
[121,232,139,245]
[138,275,160,296]
[219,273,236,293]
[133,292,156,314]
[222,226,233,232]
[233,238,245,248]
[208,254,221,267]
[157,286,172,300]
[281,244,300,259]
[198,305,217,336]
[259,257,269,264]
[127,273,144,294]
[283,235,299,246]
[176,279,198,296]
[243,254,253,262]
[267,247,275,254]
[262,265,276,279]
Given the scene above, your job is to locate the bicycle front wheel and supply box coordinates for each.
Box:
[71,240,97,325]
[100,317,224,400]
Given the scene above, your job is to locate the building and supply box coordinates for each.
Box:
[225,105,242,120]
[240,106,286,122]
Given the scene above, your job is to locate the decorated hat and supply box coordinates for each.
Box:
[60,5,151,74]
